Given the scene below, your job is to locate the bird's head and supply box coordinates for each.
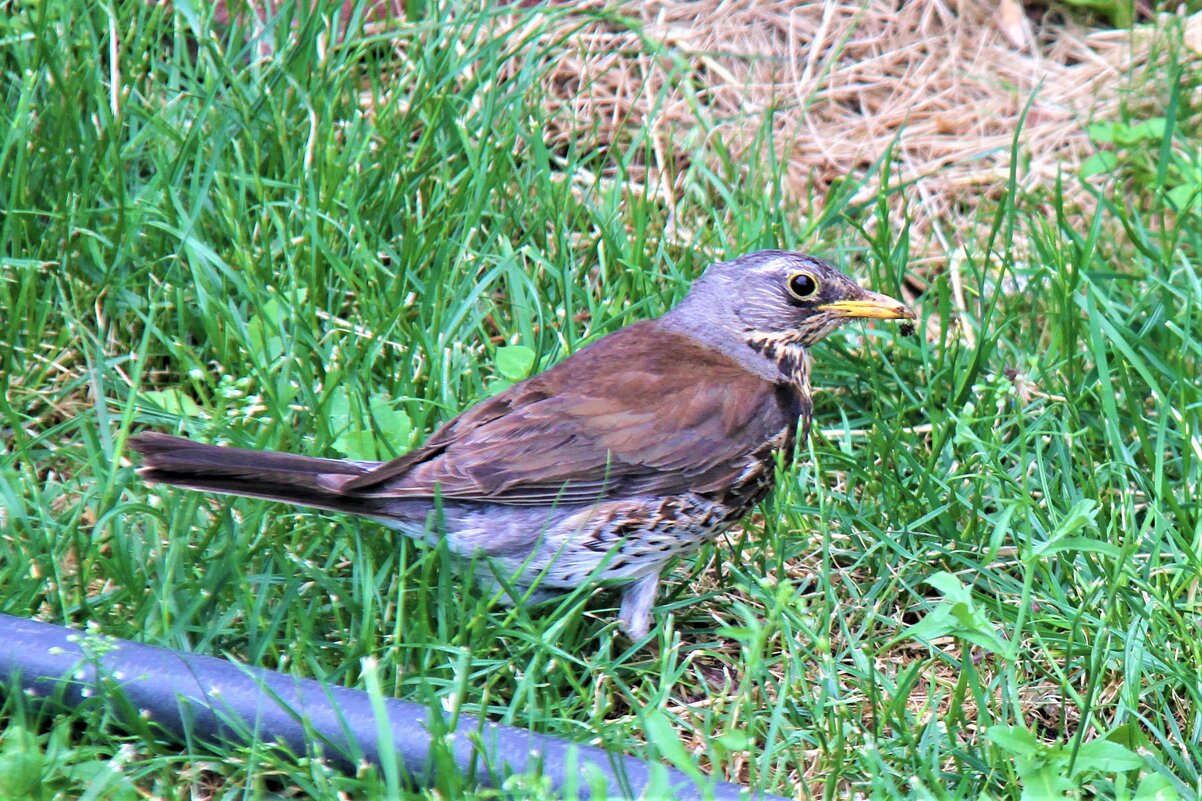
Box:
[673,250,915,350]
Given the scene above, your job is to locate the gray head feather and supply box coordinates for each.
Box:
[661,250,911,381]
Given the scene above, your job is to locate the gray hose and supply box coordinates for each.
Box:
[0,614,789,800]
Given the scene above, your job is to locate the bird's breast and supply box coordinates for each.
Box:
[711,424,795,514]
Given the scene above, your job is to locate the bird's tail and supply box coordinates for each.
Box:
[128,432,385,516]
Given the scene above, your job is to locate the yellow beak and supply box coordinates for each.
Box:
[819,291,915,320]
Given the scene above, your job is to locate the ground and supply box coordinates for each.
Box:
[0,1,1200,799]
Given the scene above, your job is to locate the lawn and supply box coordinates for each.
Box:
[1,1,1199,799]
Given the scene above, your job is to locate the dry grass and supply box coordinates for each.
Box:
[213,1,1201,257]
[484,0,1201,257]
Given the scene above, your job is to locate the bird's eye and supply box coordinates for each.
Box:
[786,272,819,300]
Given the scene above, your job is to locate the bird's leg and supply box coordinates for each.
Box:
[618,571,661,639]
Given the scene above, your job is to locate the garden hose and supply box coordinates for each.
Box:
[0,614,788,800]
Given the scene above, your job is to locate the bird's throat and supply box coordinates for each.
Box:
[744,330,814,440]
[744,330,810,383]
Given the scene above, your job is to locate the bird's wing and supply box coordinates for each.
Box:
[330,323,799,506]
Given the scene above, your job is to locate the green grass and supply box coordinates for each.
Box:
[1,1,1199,799]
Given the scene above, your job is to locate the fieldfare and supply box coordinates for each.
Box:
[130,250,914,638]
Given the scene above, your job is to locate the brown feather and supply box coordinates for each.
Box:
[128,432,382,516]
[337,321,800,506]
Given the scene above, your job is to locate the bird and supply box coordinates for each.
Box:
[129,250,915,639]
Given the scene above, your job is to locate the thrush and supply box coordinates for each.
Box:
[129,250,914,638]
